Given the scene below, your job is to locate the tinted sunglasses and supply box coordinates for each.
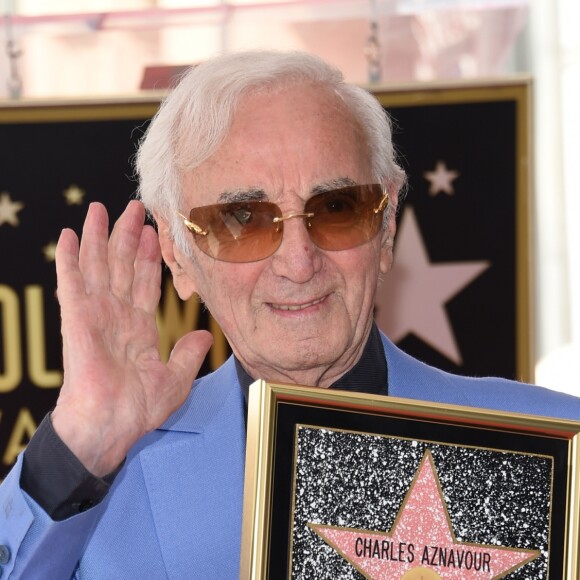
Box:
[179,183,388,263]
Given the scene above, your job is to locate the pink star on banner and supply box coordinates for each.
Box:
[376,207,489,365]
[309,450,539,579]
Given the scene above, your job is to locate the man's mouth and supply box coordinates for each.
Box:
[270,296,326,311]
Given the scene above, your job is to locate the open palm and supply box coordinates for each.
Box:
[51,201,212,476]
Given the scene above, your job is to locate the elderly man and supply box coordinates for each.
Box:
[0,50,579,578]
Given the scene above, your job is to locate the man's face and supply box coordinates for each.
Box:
[170,84,394,387]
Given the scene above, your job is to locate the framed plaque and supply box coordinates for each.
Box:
[241,381,580,579]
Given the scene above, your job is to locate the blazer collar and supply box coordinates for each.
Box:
[158,333,471,436]
[381,332,471,406]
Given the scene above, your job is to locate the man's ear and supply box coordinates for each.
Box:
[379,187,399,275]
[156,214,199,300]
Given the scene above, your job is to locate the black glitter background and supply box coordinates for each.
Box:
[289,427,552,579]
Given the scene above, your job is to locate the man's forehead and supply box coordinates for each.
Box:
[229,83,360,138]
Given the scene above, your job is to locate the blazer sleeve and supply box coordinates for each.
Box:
[0,453,104,579]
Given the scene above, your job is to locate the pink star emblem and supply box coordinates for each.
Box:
[309,450,539,579]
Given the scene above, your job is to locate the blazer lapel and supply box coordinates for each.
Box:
[139,360,247,578]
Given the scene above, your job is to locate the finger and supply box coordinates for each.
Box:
[132,224,162,314]
[167,330,214,387]
[78,202,111,293]
[108,200,147,299]
[55,228,83,303]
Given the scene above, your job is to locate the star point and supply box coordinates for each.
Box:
[309,450,540,579]
[42,241,57,262]
[0,191,25,227]
[424,161,460,196]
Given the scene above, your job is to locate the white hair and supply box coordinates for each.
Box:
[136,50,406,254]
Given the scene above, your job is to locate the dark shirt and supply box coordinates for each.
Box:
[21,323,387,520]
[20,415,119,520]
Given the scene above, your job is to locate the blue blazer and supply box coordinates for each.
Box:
[1,334,579,579]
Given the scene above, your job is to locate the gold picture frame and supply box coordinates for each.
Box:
[241,380,580,579]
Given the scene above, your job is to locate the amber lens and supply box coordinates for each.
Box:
[305,184,384,251]
[189,201,282,262]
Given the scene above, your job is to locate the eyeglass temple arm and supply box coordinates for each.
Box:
[374,194,389,214]
[176,212,208,236]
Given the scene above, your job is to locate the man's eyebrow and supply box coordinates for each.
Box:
[215,179,357,203]
[217,188,267,203]
[311,177,358,194]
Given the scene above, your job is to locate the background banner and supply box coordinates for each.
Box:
[0,80,530,479]
[376,79,531,382]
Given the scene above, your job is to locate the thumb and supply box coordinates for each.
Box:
[168,330,214,386]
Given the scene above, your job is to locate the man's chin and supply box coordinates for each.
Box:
[256,346,345,384]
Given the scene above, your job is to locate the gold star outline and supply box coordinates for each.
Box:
[63,184,86,205]
[0,191,25,227]
[42,241,57,262]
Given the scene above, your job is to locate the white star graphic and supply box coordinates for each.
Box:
[0,191,25,227]
[423,160,459,196]
[376,207,489,365]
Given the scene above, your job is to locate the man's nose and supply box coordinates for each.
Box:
[270,216,323,282]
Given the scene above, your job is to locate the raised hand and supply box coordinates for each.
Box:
[51,201,213,477]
